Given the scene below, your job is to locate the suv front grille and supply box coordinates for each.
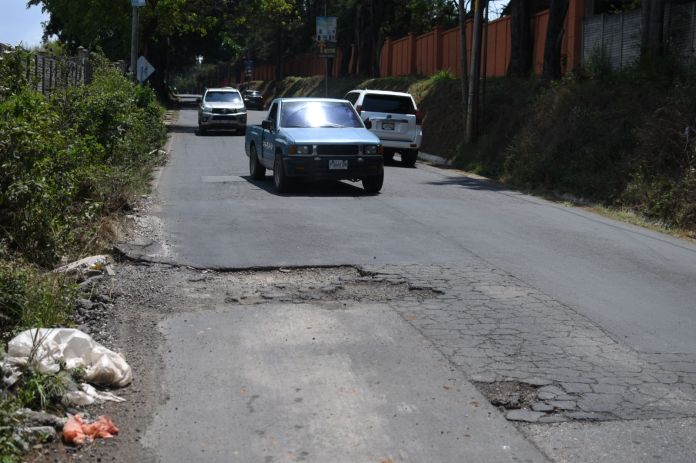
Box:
[317,145,358,155]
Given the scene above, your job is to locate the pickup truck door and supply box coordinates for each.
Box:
[261,102,279,164]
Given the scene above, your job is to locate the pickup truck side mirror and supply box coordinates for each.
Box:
[363,118,372,130]
[196,97,202,104]
[262,119,274,131]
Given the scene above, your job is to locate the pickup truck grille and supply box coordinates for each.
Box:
[317,145,358,155]
[212,108,235,114]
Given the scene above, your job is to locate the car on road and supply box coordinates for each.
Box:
[343,89,422,167]
[245,98,384,193]
[197,87,247,135]
[243,89,264,110]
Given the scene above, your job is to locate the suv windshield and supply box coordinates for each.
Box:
[205,91,242,103]
[362,94,415,114]
[281,101,363,128]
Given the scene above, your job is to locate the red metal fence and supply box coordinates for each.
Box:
[246,0,585,80]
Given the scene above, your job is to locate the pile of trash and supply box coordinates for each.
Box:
[1,256,132,449]
[2,328,132,446]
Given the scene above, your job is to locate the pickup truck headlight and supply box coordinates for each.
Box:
[363,145,379,155]
[288,145,312,155]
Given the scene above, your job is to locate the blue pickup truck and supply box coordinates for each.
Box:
[245,98,384,193]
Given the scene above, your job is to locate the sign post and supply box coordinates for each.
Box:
[130,0,146,82]
[316,16,337,97]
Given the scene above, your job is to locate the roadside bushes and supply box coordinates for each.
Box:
[456,60,696,233]
[0,51,166,267]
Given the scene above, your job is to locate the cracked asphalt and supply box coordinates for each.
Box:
[43,109,696,462]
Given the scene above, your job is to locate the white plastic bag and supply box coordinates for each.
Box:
[53,255,111,278]
[63,384,126,406]
[4,328,132,387]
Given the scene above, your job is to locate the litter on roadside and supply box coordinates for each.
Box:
[63,414,119,446]
[53,255,112,279]
[3,328,132,387]
[63,383,126,406]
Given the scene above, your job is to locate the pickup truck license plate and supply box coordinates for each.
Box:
[329,160,348,170]
[381,122,395,130]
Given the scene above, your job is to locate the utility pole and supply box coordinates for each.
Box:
[466,0,487,143]
[130,0,145,82]
[325,0,329,98]
[130,6,138,82]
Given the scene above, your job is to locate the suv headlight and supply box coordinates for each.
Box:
[288,145,312,155]
[363,145,379,155]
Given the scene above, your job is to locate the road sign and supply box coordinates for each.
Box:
[137,56,155,82]
[131,0,146,7]
[244,59,254,75]
[316,16,337,42]
[318,41,337,58]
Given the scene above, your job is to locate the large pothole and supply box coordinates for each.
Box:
[202,266,443,305]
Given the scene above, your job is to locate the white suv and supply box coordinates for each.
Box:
[197,87,247,135]
[344,89,422,167]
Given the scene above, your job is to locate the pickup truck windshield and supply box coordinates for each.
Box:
[281,101,363,128]
[205,91,242,103]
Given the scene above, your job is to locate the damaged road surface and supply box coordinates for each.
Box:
[142,268,542,462]
[48,109,696,462]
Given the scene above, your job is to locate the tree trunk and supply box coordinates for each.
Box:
[458,0,469,124]
[509,0,532,77]
[642,0,668,57]
[542,0,569,82]
[466,0,486,143]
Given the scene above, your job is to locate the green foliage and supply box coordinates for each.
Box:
[429,69,455,84]
[14,370,65,411]
[0,261,76,336]
[0,48,32,99]
[0,397,22,463]
[456,61,696,233]
[623,78,696,229]
[583,48,613,80]
[0,50,165,267]
[503,78,637,200]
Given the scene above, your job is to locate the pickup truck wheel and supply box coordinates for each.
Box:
[198,125,207,136]
[362,171,384,194]
[249,144,266,180]
[273,154,290,193]
[402,149,418,167]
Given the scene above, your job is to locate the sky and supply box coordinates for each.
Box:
[0,1,49,48]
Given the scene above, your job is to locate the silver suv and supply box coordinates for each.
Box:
[344,89,422,167]
[198,87,247,135]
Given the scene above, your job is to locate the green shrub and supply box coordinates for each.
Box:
[624,79,696,229]
[0,260,76,336]
[0,50,165,267]
[429,69,455,84]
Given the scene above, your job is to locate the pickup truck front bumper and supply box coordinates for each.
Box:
[283,155,383,180]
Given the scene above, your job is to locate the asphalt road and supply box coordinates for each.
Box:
[159,109,696,355]
[131,108,696,462]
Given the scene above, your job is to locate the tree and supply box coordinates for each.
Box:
[508,0,533,76]
[641,0,668,57]
[466,0,487,142]
[459,0,469,126]
[541,0,569,81]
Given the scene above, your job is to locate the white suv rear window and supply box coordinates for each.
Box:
[362,94,415,114]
